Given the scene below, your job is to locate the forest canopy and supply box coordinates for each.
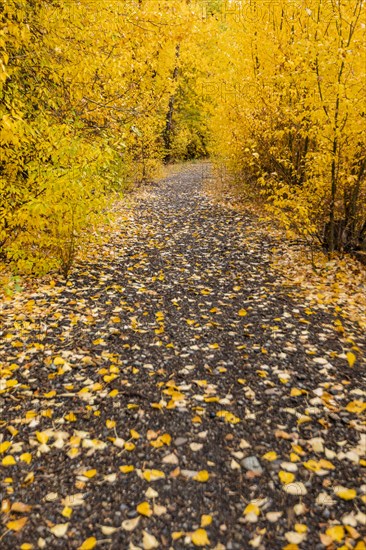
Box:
[1,0,365,276]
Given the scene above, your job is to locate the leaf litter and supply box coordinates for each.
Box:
[0,163,365,549]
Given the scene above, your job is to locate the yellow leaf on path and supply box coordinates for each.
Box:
[54,356,65,365]
[290,388,303,397]
[346,351,356,367]
[81,469,97,479]
[2,455,16,466]
[36,431,49,444]
[62,506,73,518]
[0,441,12,453]
[6,517,28,532]
[345,401,366,414]
[201,514,212,527]
[44,390,56,398]
[244,503,260,516]
[303,460,322,472]
[325,525,345,542]
[334,487,357,500]
[279,471,295,484]
[318,459,335,470]
[20,544,33,550]
[238,309,247,316]
[160,433,171,445]
[120,465,134,474]
[191,528,210,546]
[262,451,277,461]
[124,442,135,451]
[92,338,104,346]
[290,453,300,462]
[142,469,165,482]
[130,429,140,439]
[78,537,97,550]
[193,470,209,482]
[216,410,240,424]
[106,420,116,429]
[137,501,153,517]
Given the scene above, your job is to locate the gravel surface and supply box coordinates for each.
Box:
[1,162,365,549]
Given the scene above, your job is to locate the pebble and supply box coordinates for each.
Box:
[241,456,263,473]
[175,437,188,446]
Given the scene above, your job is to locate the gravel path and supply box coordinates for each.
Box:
[1,163,365,549]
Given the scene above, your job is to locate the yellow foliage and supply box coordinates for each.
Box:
[208,0,366,253]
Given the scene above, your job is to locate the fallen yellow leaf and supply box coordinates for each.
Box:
[325,525,345,542]
[78,537,97,550]
[36,431,49,445]
[2,455,16,466]
[244,503,260,516]
[345,401,366,414]
[193,470,209,482]
[201,514,212,527]
[191,528,210,546]
[346,351,356,367]
[0,441,12,454]
[279,471,295,484]
[262,451,277,461]
[334,487,357,500]
[119,465,134,474]
[142,469,165,482]
[6,517,28,532]
[137,501,153,517]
